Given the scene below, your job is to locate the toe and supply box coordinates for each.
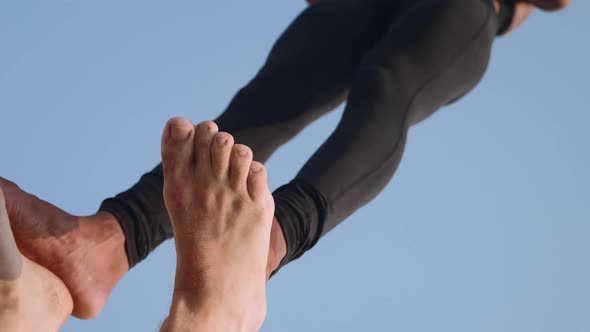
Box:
[247,161,270,202]
[210,132,234,178]
[161,117,195,180]
[0,189,23,280]
[194,121,219,173]
[229,144,253,192]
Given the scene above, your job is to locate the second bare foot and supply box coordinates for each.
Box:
[0,188,73,332]
[0,178,129,319]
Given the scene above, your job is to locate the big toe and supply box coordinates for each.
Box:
[0,189,23,280]
[161,117,195,181]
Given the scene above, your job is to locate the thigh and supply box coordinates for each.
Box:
[356,0,497,125]
[295,0,498,233]
[215,0,402,161]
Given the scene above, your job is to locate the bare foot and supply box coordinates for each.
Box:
[0,178,128,319]
[160,118,274,331]
[0,188,73,332]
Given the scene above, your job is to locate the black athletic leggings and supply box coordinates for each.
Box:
[100,0,510,269]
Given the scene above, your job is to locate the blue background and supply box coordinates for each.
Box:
[1,1,588,331]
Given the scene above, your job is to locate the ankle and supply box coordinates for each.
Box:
[88,211,126,244]
[266,217,287,278]
[84,211,129,272]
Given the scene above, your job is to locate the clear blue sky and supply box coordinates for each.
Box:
[1,1,588,331]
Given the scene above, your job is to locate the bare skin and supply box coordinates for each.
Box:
[0,188,73,332]
[0,0,571,320]
[0,177,285,319]
[158,118,274,332]
[0,178,129,319]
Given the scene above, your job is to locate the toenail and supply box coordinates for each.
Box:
[216,135,228,145]
[197,123,207,132]
[251,164,263,173]
[169,124,191,140]
[238,149,248,157]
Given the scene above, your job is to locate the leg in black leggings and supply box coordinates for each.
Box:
[274,0,499,266]
[100,0,501,269]
[100,0,396,266]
